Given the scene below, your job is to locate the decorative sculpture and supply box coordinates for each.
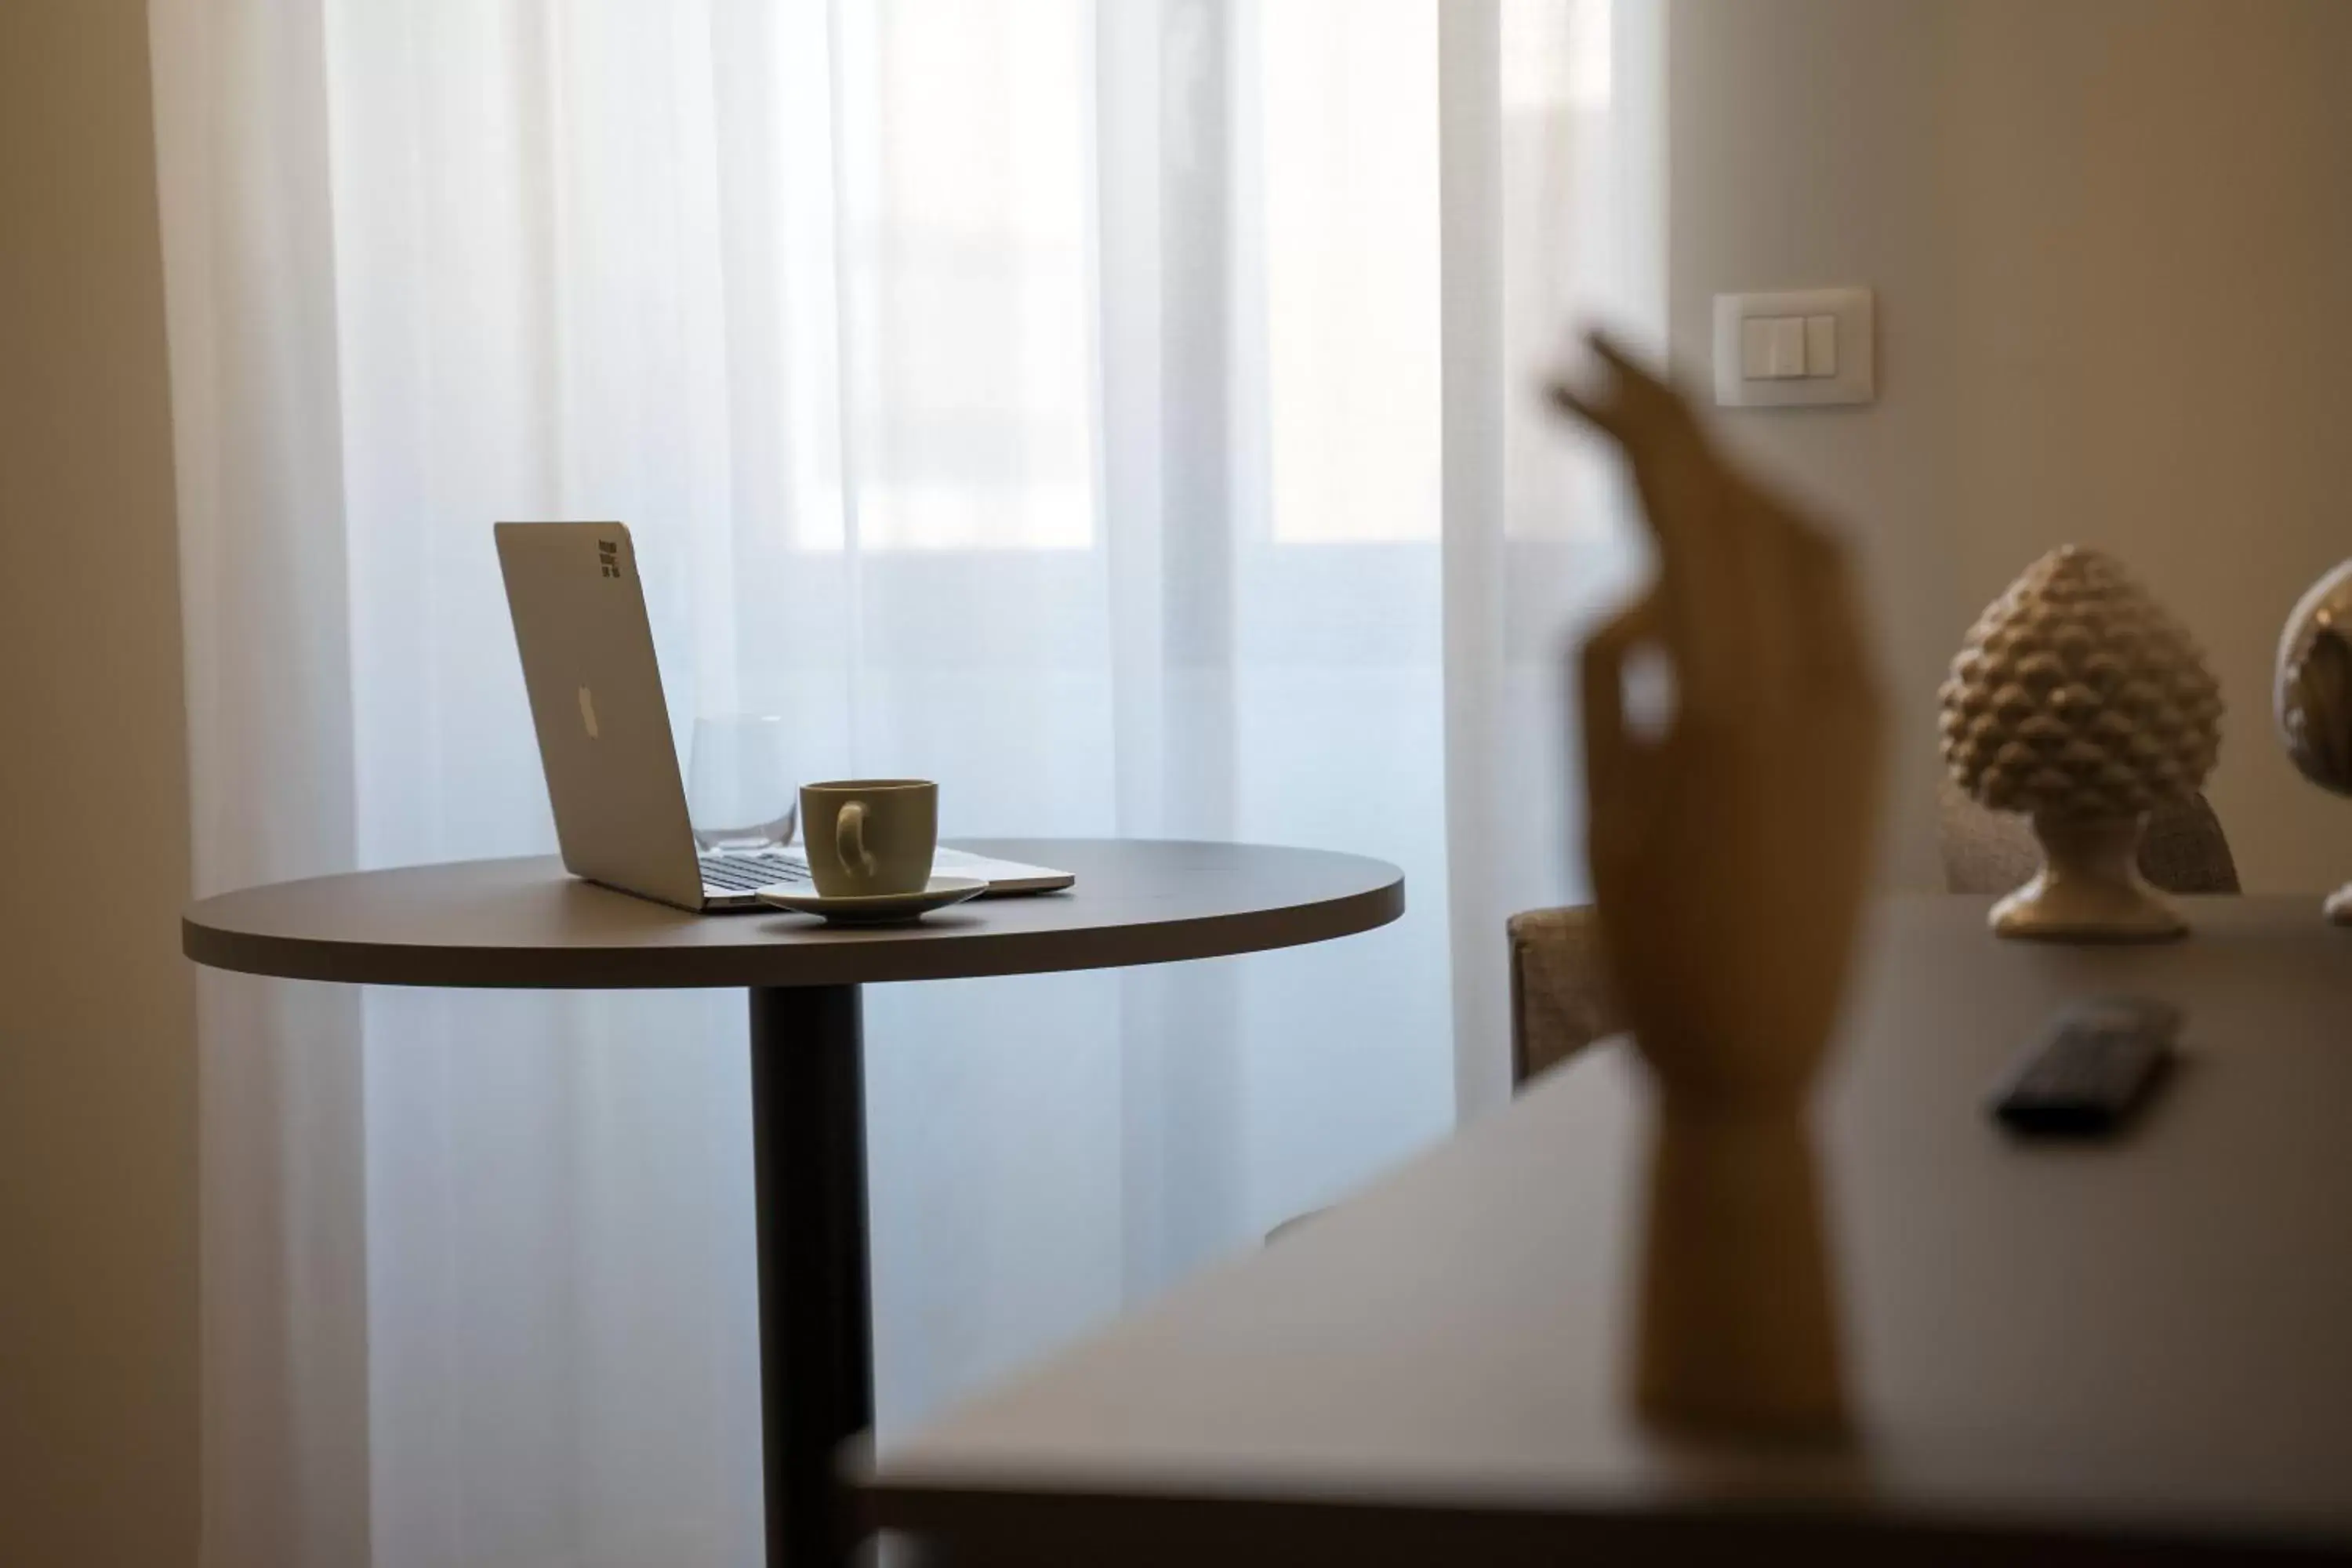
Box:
[1939,546,2222,942]
[2275,558,2352,922]
[1550,335,1882,1440]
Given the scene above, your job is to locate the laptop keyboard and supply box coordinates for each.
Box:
[699,855,814,895]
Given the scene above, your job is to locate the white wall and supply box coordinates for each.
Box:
[0,2,198,1563]
[1670,0,2352,891]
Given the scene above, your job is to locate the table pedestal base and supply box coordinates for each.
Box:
[750,984,872,1566]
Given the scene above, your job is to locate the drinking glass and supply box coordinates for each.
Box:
[685,715,799,851]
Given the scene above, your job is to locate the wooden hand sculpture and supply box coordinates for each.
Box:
[1550,334,1886,1439]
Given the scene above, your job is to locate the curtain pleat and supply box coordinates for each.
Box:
[151,2,1657,1561]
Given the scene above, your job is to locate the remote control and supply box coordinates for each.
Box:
[1990,996,2180,1137]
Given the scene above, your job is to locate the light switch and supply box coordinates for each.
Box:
[1768,316,1806,379]
[1741,315,1812,380]
[1804,314,1836,377]
[1712,287,1875,407]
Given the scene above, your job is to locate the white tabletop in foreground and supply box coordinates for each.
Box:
[862,895,2352,1566]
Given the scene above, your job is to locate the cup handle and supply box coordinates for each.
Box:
[835,800,877,880]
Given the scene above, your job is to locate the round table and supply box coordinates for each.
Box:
[182,837,1406,1566]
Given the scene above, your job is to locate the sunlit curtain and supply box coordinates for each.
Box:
[150,1,1660,1562]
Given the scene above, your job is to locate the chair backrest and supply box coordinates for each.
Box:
[1936,779,2240,895]
[1505,785,2241,1094]
[1506,906,1624,1087]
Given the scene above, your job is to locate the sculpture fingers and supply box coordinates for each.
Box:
[1745,486,1881,720]
[1548,332,1761,733]
[1798,532,1884,715]
[1581,596,1668,866]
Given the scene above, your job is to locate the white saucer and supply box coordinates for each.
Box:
[757,876,987,926]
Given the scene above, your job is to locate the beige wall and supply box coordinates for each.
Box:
[1671,0,2352,891]
[0,2,198,1563]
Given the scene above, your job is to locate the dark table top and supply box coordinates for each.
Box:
[182,838,1405,989]
[860,895,2352,1565]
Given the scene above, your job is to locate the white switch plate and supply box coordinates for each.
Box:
[1713,288,1874,407]
[1803,314,1837,377]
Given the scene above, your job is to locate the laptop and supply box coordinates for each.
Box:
[495,521,1075,911]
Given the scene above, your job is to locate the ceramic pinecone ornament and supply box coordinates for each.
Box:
[1940,546,2222,941]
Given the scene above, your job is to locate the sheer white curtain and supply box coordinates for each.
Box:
[150,1,1658,1562]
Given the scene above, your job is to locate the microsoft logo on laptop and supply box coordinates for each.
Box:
[598,540,621,579]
